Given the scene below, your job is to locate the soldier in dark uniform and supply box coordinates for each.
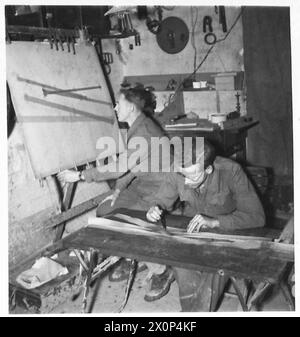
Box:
[147,140,265,311]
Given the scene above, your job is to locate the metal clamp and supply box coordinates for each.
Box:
[135,33,141,46]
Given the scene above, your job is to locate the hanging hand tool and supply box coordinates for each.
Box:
[115,39,122,55]
[118,13,127,33]
[53,32,59,51]
[102,52,113,75]
[203,16,213,33]
[102,52,113,65]
[49,37,53,49]
[48,29,53,49]
[204,32,217,45]
[71,36,76,55]
[42,85,101,97]
[66,36,70,53]
[58,35,64,51]
[127,12,134,32]
[123,12,132,33]
[219,6,227,33]
[135,33,141,46]
[123,13,129,33]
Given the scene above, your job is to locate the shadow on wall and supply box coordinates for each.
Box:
[7,83,16,138]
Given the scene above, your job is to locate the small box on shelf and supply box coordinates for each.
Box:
[212,72,238,91]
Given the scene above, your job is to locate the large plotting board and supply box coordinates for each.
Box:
[7,41,123,178]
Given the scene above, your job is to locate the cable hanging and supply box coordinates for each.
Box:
[166,7,245,108]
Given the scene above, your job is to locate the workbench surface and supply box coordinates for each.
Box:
[43,209,293,284]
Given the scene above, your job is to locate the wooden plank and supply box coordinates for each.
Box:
[86,217,294,262]
[44,193,107,228]
[40,207,286,282]
[87,216,274,242]
[55,223,292,283]
[110,213,274,242]
[109,208,282,239]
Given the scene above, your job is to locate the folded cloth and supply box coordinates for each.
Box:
[16,257,69,289]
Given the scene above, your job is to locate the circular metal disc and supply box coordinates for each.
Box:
[156,16,189,54]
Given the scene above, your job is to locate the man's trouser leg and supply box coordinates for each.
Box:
[173,267,229,312]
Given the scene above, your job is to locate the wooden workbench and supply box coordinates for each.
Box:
[42,209,293,284]
[10,209,293,313]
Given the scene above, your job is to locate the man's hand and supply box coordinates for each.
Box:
[187,214,220,233]
[57,170,80,186]
[146,206,163,222]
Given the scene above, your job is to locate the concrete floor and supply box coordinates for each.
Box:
[38,266,292,315]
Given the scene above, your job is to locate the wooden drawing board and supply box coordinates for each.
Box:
[7,41,124,178]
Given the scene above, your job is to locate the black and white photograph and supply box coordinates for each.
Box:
[2,1,298,317]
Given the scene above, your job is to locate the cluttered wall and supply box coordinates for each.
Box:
[7,5,293,270]
[8,6,246,269]
[102,6,244,94]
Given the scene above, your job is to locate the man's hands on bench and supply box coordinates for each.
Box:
[146,206,220,233]
[146,206,163,222]
[187,214,220,233]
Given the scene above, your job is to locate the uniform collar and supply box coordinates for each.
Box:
[128,113,146,138]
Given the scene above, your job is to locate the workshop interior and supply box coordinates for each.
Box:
[6,5,294,314]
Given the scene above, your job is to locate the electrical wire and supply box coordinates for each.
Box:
[190,7,199,76]
[166,7,245,107]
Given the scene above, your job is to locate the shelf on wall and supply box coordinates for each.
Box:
[6,25,79,41]
[99,31,138,39]
[6,25,139,42]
